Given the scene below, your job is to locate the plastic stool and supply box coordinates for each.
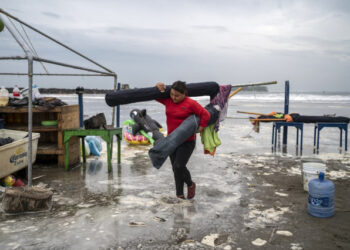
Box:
[314,123,348,153]
[272,122,303,155]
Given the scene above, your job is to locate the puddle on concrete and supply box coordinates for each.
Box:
[0,147,243,249]
[0,145,349,249]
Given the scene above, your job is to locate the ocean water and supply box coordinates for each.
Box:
[47,91,350,156]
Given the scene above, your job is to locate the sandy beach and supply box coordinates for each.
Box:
[0,92,349,249]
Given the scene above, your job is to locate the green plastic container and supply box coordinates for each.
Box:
[41,120,58,126]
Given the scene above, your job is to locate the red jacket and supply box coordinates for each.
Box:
[156,97,210,141]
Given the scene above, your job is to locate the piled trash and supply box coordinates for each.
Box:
[0,85,67,109]
[0,136,14,146]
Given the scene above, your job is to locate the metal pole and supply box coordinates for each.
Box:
[34,57,113,75]
[76,87,84,128]
[282,81,290,152]
[75,87,85,161]
[110,76,118,159]
[112,76,117,127]
[1,10,120,182]
[0,56,27,60]
[0,8,114,74]
[0,14,29,54]
[0,73,112,76]
[117,82,121,127]
[0,12,34,186]
[27,54,33,186]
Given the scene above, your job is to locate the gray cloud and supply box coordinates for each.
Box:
[41,11,61,19]
[106,26,177,36]
[1,0,350,91]
[191,25,228,32]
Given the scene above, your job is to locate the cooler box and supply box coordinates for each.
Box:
[0,129,40,179]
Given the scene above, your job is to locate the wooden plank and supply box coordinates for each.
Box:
[57,130,63,153]
[249,118,286,122]
[238,110,269,116]
[37,143,62,155]
[59,105,79,167]
[62,105,79,114]
[3,124,58,132]
[58,155,64,167]
[57,111,63,151]
[69,139,80,166]
[61,105,79,130]
[0,105,79,113]
[0,106,61,113]
[59,138,80,167]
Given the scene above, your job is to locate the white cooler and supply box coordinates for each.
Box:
[0,129,40,179]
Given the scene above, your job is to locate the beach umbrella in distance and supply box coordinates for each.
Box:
[0,19,4,32]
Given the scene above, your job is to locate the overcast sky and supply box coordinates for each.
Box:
[1,0,350,92]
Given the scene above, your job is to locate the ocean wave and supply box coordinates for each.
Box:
[231,93,350,103]
[43,94,105,99]
[44,93,350,103]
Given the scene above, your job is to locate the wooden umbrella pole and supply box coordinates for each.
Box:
[237,110,269,116]
[232,80,277,88]
[249,118,286,122]
[228,87,243,99]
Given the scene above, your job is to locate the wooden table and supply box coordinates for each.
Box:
[63,128,122,172]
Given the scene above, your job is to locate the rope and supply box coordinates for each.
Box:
[242,127,255,138]
[7,16,33,53]
[7,16,49,74]
[20,23,49,74]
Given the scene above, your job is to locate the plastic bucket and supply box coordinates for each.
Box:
[300,158,323,184]
[302,162,326,191]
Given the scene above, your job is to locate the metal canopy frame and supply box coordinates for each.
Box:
[0,9,118,186]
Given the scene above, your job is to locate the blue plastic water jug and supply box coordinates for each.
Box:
[308,172,334,218]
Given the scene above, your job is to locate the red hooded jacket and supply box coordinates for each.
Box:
[156,97,210,141]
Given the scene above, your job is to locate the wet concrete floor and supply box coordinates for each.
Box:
[0,142,350,249]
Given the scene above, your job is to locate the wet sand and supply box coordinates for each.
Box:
[0,138,349,249]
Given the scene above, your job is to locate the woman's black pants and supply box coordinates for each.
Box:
[169,140,195,196]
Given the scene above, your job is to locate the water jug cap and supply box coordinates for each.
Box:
[319,172,325,181]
